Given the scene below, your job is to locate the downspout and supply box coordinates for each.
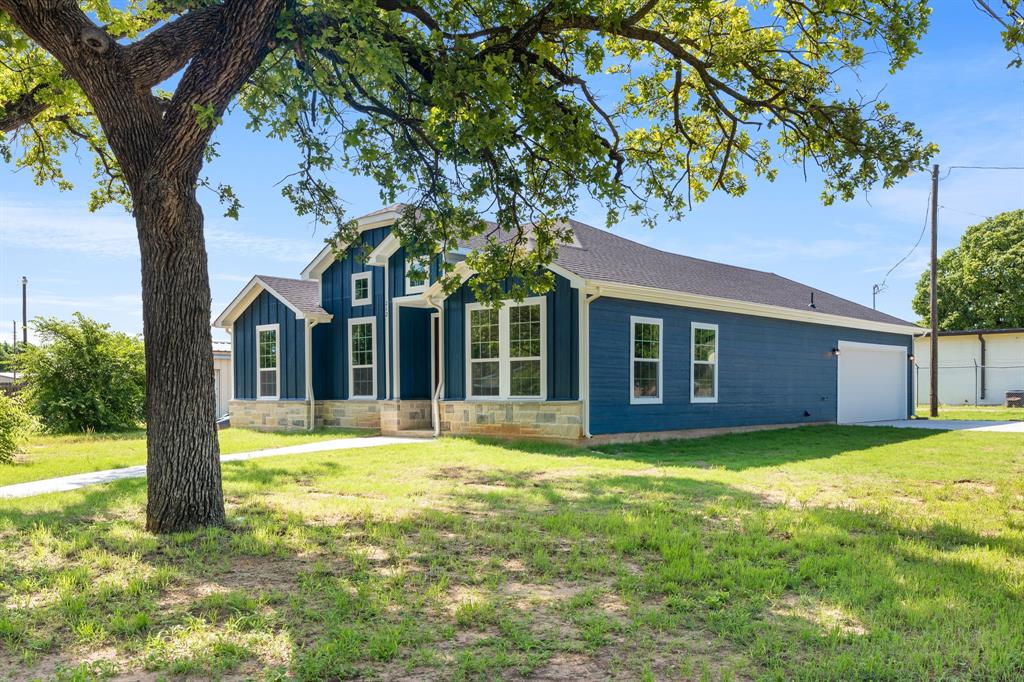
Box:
[978,332,986,402]
[305,319,319,431]
[427,294,445,437]
[384,261,391,399]
[581,287,601,438]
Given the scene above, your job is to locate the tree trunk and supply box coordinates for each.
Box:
[138,176,225,533]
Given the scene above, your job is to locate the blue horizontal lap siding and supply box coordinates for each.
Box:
[443,272,579,401]
[315,226,390,400]
[588,297,913,435]
[233,290,305,400]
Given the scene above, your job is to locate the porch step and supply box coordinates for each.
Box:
[385,429,436,439]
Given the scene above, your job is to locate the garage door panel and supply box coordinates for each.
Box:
[838,342,907,423]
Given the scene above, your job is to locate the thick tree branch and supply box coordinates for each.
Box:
[124,6,224,89]
[155,0,283,179]
[0,82,49,133]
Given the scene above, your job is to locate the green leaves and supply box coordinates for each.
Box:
[912,210,1024,330]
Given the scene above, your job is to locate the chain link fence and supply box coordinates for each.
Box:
[914,363,1024,406]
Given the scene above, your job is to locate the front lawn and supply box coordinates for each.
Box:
[0,428,359,487]
[1,426,1022,679]
[916,404,1023,421]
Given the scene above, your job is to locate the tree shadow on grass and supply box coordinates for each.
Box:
[462,424,942,471]
[1,442,1022,679]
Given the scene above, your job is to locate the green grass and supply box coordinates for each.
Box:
[0,428,359,487]
[1,425,1022,679]
[916,404,1023,421]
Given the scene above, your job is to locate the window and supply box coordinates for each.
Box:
[691,322,718,403]
[352,271,372,306]
[630,317,662,404]
[405,260,427,294]
[349,317,376,399]
[466,297,546,399]
[256,323,279,400]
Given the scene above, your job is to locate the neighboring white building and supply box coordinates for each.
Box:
[914,328,1024,405]
[213,340,233,418]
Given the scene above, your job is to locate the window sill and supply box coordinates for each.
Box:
[691,397,719,404]
[630,397,663,406]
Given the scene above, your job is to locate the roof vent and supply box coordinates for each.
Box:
[808,292,816,309]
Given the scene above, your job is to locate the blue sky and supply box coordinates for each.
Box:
[1,4,1021,343]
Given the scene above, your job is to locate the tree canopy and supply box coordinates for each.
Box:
[2,0,948,300]
[913,209,1024,331]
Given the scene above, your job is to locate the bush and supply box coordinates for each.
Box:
[0,393,32,463]
[17,314,146,432]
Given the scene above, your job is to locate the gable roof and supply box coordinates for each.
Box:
[213,275,331,328]
[300,204,410,279]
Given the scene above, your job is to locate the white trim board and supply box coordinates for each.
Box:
[629,315,663,405]
[213,276,332,328]
[690,321,719,404]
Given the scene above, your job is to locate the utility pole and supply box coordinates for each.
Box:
[929,164,939,418]
[21,276,27,345]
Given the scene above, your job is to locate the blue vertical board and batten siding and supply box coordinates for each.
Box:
[443,271,579,401]
[587,297,914,435]
[232,290,306,400]
[313,226,390,400]
[398,307,433,399]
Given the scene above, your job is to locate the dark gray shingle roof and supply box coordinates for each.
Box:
[461,219,916,327]
[258,275,329,317]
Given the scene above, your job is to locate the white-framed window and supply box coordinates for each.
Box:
[256,323,279,400]
[630,316,662,404]
[465,296,546,399]
[352,271,372,307]
[691,322,719,403]
[348,317,377,399]
[405,259,428,294]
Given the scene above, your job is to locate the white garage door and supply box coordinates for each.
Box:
[837,340,908,423]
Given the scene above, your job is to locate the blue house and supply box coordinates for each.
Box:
[214,204,921,441]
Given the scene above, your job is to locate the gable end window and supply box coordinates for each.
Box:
[352,271,372,307]
[466,297,546,399]
[691,322,719,403]
[630,316,662,404]
[349,317,377,399]
[256,323,279,400]
[405,260,428,294]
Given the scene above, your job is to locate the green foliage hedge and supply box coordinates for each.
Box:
[17,314,145,432]
[0,393,32,463]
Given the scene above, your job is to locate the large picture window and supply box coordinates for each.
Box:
[256,323,279,400]
[691,322,719,403]
[630,317,662,404]
[466,297,546,399]
[349,317,376,399]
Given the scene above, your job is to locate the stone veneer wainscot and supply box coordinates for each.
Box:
[438,401,582,440]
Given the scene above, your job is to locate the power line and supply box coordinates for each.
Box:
[939,205,989,220]
[940,165,1024,180]
[873,184,931,298]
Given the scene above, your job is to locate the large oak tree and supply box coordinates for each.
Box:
[3,0,977,532]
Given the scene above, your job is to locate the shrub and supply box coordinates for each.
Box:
[17,313,146,432]
[0,393,32,463]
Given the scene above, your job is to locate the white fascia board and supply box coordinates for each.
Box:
[213,276,263,328]
[366,232,402,266]
[300,211,406,280]
[586,280,923,336]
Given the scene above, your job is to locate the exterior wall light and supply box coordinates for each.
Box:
[831,347,840,357]
[908,354,915,363]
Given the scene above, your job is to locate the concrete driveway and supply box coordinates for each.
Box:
[868,419,1024,433]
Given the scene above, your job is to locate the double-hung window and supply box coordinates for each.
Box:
[349,317,376,399]
[351,271,372,307]
[630,317,662,404]
[256,323,279,399]
[466,297,546,399]
[691,322,718,402]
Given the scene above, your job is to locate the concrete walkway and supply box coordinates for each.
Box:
[0,436,430,500]
[869,419,1024,433]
